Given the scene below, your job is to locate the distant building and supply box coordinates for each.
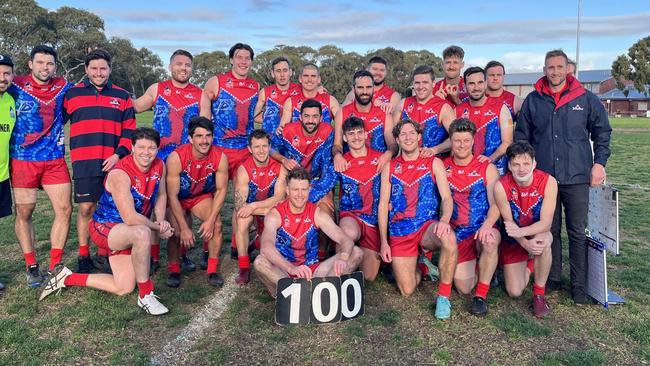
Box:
[600,85,650,117]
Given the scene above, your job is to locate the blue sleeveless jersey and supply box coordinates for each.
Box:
[210,72,259,150]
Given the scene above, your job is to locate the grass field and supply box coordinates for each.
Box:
[0,116,648,365]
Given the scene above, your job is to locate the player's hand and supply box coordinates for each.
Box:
[180,228,195,249]
[420,147,436,158]
[237,203,256,218]
[445,84,459,100]
[102,154,120,172]
[288,265,312,279]
[435,221,452,238]
[333,259,348,276]
[317,85,328,94]
[476,154,491,163]
[281,158,299,171]
[521,238,543,256]
[157,220,174,239]
[380,242,392,263]
[474,225,496,245]
[334,153,348,172]
[197,221,214,241]
[590,163,606,187]
[505,221,524,238]
[378,101,394,115]
[376,151,392,173]
[275,123,285,135]
[435,84,447,100]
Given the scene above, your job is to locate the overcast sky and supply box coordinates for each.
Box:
[41,0,650,73]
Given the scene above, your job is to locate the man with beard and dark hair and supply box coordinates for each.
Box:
[332,70,397,173]
[456,66,513,176]
[516,49,611,304]
[134,49,203,273]
[343,56,401,111]
[485,60,522,118]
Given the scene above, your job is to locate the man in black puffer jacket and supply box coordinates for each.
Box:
[515,49,611,305]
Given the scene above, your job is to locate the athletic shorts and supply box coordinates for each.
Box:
[457,236,478,264]
[340,212,380,252]
[288,261,320,278]
[180,192,213,211]
[74,176,105,203]
[10,158,71,188]
[389,220,436,257]
[221,147,250,179]
[499,237,530,265]
[89,219,132,256]
[0,179,12,218]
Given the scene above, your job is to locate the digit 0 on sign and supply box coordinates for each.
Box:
[340,271,365,320]
[310,277,342,324]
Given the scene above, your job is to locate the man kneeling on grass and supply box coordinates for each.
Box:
[253,167,363,296]
[40,127,173,316]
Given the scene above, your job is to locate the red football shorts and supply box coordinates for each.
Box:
[89,220,132,256]
[457,236,479,264]
[10,158,71,188]
[221,147,250,179]
[340,212,380,252]
[180,192,213,211]
[389,220,436,257]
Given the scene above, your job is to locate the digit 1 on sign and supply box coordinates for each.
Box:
[310,277,342,324]
[341,271,365,321]
[275,278,310,325]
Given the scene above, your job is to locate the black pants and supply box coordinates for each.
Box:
[549,183,589,295]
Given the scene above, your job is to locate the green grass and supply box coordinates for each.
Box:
[609,116,650,129]
[0,116,648,364]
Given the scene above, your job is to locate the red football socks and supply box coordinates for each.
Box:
[49,248,64,270]
[207,257,219,274]
[475,281,490,299]
[78,245,90,257]
[438,282,452,298]
[151,242,160,261]
[167,262,181,274]
[64,273,89,287]
[533,283,545,297]
[238,255,250,269]
[23,251,37,267]
[137,279,154,298]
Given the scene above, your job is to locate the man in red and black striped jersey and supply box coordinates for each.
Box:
[64,49,136,272]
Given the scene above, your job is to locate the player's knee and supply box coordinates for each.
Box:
[505,283,524,298]
[363,271,378,282]
[55,201,73,218]
[398,282,416,297]
[454,278,473,295]
[213,219,223,235]
[15,204,35,219]
[351,246,363,262]
[132,225,152,244]
[253,254,270,271]
[442,237,457,254]
[115,282,136,296]
[481,239,499,256]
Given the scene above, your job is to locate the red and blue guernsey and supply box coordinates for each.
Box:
[434,77,469,105]
[388,155,440,237]
[457,97,507,175]
[211,72,259,150]
[93,155,163,224]
[373,84,396,106]
[152,80,201,161]
[175,144,223,200]
[241,155,282,203]
[262,83,300,151]
[444,156,490,241]
[280,121,336,202]
[494,90,517,119]
[341,103,388,153]
[8,75,72,161]
[401,96,451,149]
[289,90,333,124]
[501,169,550,236]
[274,199,320,266]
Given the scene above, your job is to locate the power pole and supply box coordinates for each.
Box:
[576,0,582,79]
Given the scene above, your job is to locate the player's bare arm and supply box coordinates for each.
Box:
[332,108,346,172]
[260,208,311,278]
[108,170,163,232]
[244,166,288,217]
[488,104,514,162]
[377,112,397,172]
[253,88,267,125]
[378,164,392,263]
[165,152,194,247]
[277,98,293,132]
[200,76,219,119]
[314,206,354,275]
[391,98,405,127]
[153,165,173,239]
[199,152,229,240]
[133,83,158,113]
[506,176,557,239]
[475,164,501,243]
[433,157,453,237]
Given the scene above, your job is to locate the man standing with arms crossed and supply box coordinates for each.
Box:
[9,45,73,285]
[378,119,458,320]
[135,49,202,272]
[516,49,611,303]
[0,54,16,291]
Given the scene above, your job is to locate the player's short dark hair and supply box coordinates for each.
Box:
[352,70,373,86]
[229,43,254,60]
[300,98,322,116]
[248,129,270,145]
[443,45,464,60]
[271,56,291,69]
[545,49,568,64]
[342,116,365,134]
[485,60,505,74]
[463,66,485,81]
[412,65,434,81]
[85,49,112,67]
[286,167,311,184]
[367,56,387,67]
[131,127,160,147]
[170,49,193,63]
[301,62,319,75]
[568,59,576,67]
[449,118,476,137]
[393,119,422,138]
[30,45,57,63]
[188,116,214,137]
[506,141,536,161]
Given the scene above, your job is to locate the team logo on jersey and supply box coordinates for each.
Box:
[251,168,257,177]
[572,104,584,111]
[206,163,214,170]
[290,90,299,96]
[304,217,312,223]
[468,170,480,177]
[49,84,62,92]
[484,110,495,116]
[416,164,427,170]
[184,93,195,99]
[270,89,277,98]
[461,108,469,118]
[446,166,452,177]
[292,136,300,146]
[315,137,323,144]
[134,176,142,190]
[407,103,414,112]
[163,86,172,96]
[24,82,33,91]
[369,116,381,123]
[109,98,121,108]
[394,163,402,174]
[247,83,255,89]
[284,215,290,227]
[371,158,378,166]
[511,188,518,199]
[425,108,434,114]
[226,78,234,88]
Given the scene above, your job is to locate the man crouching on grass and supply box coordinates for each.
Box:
[40,128,173,316]
[253,167,363,296]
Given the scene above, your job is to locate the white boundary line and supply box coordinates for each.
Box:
[150,272,239,366]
